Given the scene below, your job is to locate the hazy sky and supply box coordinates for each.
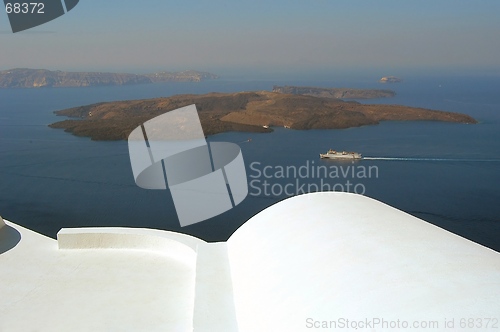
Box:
[1,0,499,76]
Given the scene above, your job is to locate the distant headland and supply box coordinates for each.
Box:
[0,68,219,88]
[49,90,477,141]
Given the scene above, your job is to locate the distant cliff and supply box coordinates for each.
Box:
[0,68,219,88]
[49,91,477,141]
[272,85,395,99]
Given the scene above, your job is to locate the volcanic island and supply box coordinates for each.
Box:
[49,88,477,141]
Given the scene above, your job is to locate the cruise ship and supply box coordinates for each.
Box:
[320,149,362,160]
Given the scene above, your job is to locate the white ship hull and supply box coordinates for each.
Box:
[320,150,362,160]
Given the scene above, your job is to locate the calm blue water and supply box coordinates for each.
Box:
[0,77,499,250]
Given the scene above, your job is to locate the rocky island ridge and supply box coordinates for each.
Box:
[272,85,395,99]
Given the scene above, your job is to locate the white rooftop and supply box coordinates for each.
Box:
[1,192,499,331]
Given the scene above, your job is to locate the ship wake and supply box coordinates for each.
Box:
[363,157,500,162]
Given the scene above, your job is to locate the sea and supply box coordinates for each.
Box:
[0,75,499,251]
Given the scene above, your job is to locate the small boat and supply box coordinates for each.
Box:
[263,125,269,129]
[320,149,362,160]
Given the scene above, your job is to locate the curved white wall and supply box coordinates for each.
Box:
[227,192,500,331]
